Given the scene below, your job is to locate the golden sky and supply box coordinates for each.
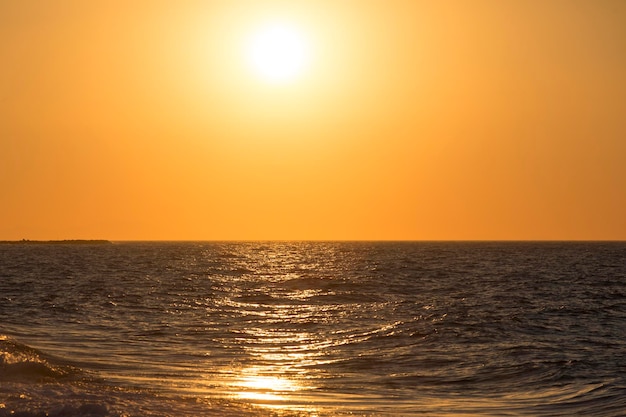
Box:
[1,0,625,240]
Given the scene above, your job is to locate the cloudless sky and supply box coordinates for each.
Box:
[1,0,625,240]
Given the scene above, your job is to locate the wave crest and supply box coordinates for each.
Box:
[0,335,76,381]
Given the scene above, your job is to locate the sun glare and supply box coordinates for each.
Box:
[234,373,300,408]
[246,22,311,84]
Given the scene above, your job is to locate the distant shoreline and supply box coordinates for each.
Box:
[0,239,113,245]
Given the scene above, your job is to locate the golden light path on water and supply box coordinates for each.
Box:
[189,243,396,415]
[214,288,335,414]
[227,311,325,414]
[235,368,309,406]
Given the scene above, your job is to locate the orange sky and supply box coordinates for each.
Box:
[1,0,625,240]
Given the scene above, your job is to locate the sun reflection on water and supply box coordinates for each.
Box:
[213,243,350,414]
[226,319,325,413]
[231,366,319,413]
[237,371,297,400]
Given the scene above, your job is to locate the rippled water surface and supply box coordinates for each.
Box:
[1,242,625,416]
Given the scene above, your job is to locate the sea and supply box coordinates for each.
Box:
[1,241,625,416]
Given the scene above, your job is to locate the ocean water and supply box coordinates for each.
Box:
[1,241,625,416]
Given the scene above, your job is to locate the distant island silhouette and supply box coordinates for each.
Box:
[0,239,113,245]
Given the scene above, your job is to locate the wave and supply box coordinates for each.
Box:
[0,335,78,382]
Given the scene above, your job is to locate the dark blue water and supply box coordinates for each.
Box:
[1,242,625,416]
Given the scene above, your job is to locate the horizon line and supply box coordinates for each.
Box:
[3,239,625,243]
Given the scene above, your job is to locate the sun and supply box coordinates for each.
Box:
[246,22,311,84]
